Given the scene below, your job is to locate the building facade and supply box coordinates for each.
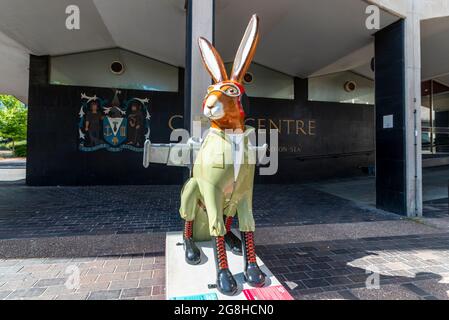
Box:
[1,0,449,217]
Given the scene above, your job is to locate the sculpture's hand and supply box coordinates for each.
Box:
[143,140,170,168]
[248,143,268,165]
[143,139,201,168]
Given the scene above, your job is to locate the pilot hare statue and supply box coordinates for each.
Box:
[144,15,266,296]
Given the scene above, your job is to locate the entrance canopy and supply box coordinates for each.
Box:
[0,0,449,103]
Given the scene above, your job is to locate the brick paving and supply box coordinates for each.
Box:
[0,165,448,300]
[258,232,449,300]
[0,184,399,240]
[2,231,449,300]
[0,253,165,300]
[424,198,449,218]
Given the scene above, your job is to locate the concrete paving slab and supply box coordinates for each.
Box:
[349,284,422,300]
[0,168,25,183]
[420,217,449,230]
[312,166,449,205]
[312,177,376,206]
[255,220,445,245]
[0,233,165,259]
[413,278,449,300]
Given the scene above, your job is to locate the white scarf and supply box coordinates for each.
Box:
[227,133,245,181]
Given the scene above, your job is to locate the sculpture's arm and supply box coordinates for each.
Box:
[143,138,202,168]
[143,138,267,167]
[248,143,268,166]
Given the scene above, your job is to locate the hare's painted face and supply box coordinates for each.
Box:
[203,81,244,122]
[198,14,259,130]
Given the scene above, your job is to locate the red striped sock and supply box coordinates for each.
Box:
[184,220,193,239]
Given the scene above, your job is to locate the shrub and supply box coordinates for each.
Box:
[12,141,26,157]
[0,95,27,148]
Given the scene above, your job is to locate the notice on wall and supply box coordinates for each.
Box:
[383,114,394,129]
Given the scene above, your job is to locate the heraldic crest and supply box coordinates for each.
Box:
[79,90,151,152]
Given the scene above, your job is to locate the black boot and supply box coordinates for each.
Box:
[183,221,201,265]
[213,236,238,296]
[242,231,266,288]
[224,216,242,255]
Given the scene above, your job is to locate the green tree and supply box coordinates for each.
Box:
[0,95,27,150]
[0,94,23,109]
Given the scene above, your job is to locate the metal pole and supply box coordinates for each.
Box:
[430,80,434,153]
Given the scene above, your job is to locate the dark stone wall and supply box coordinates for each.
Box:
[27,56,375,186]
[26,57,184,186]
[374,20,407,214]
[246,78,375,184]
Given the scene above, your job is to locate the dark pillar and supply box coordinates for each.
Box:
[28,55,49,86]
[26,55,50,185]
[374,20,407,215]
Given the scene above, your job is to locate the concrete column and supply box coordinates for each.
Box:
[185,0,214,136]
[404,2,423,216]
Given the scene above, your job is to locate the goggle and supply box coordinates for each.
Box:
[206,82,243,98]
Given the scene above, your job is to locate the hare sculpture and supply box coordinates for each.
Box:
[179,14,265,296]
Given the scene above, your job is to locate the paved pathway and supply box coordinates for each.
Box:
[258,232,449,300]
[314,166,449,212]
[0,166,448,300]
[0,158,25,185]
[424,198,449,218]
[0,184,399,240]
[1,223,449,300]
[0,253,165,300]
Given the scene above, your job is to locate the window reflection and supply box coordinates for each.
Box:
[422,80,449,154]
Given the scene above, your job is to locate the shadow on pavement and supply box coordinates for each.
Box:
[257,233,449,300]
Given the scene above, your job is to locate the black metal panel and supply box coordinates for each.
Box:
[374,20,407,214]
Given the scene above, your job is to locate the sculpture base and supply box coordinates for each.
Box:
[166,231,290,300]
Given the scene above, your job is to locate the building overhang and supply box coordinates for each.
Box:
[1,0,449,103]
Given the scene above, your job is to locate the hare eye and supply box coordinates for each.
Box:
[226,87,238,95]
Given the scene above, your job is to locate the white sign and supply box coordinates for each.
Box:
[383,115,394,129]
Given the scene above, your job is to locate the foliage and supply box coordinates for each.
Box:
[13,141,27,157]
[0,94,24,109]
[0,95,27,149]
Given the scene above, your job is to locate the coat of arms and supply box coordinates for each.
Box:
[79,89,151,152]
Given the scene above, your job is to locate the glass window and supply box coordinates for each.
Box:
[225,63,294,100]
[422,80,449,154]
[50,48,179,92]
[308,71,374,105]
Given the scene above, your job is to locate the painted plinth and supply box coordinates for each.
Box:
[166,231,289,300]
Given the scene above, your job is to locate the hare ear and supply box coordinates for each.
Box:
[231,14,260,82]
[198,37,228,83]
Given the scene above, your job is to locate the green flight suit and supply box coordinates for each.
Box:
[179,127,257,240]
